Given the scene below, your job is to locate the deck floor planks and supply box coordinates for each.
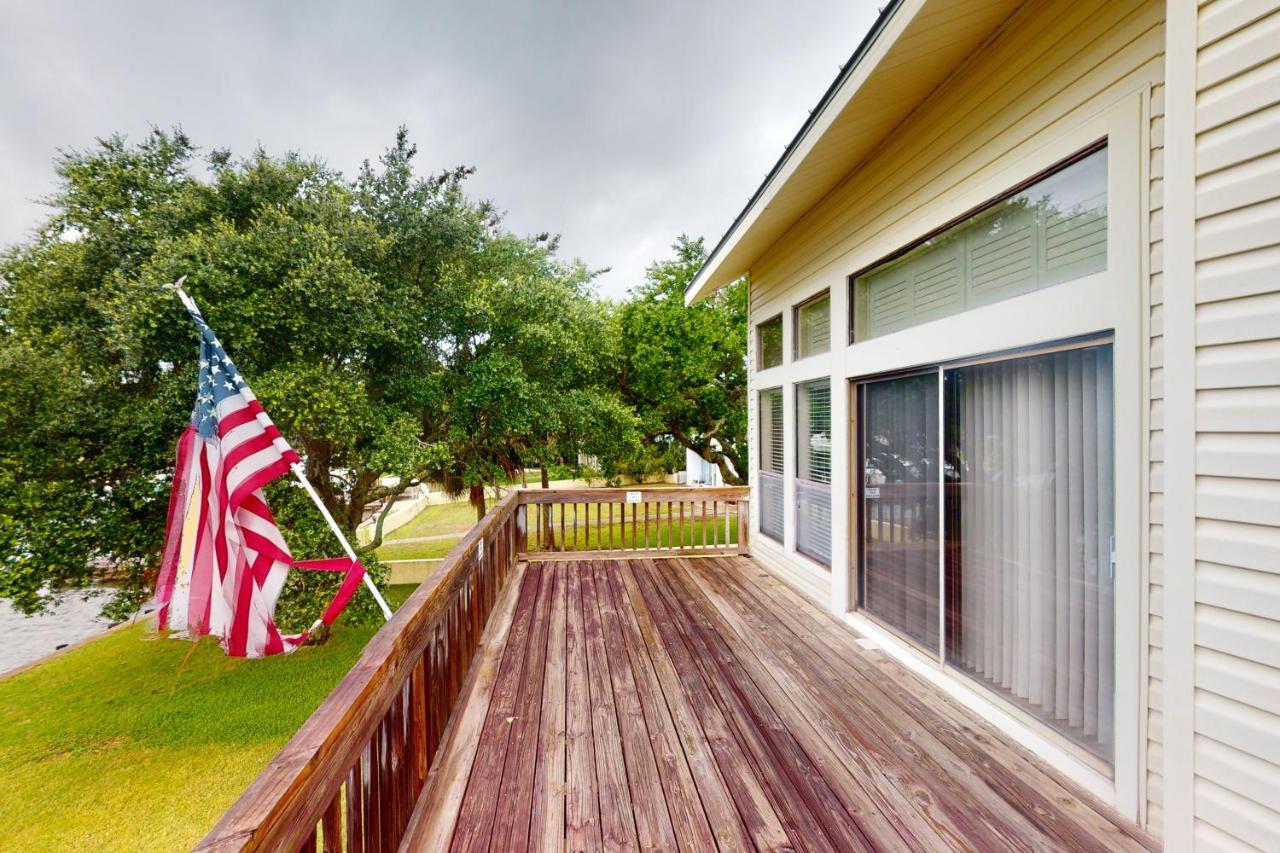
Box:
[636,558,869,852]
[718,557,1159,852]
[686,556,1046,850]
[612,559,776,852]
[578,563,641,850]
[641,558,879,852]
[403,557,1158,852]
[448,563,544,852]
[489,557,557,850]
[529,564,568,852]
[564,562,602,851]
[404,560,528,847]
[598,560,719,851]
[589,561,680,851]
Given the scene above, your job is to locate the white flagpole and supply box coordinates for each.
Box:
[287,462,393,622]
[167,278,393,623]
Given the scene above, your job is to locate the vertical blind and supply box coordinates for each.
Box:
[946,343,1114,758]
[759,387,785,542]
[796,380,832,566]
[795,292,831,359]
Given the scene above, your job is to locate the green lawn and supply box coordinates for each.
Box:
[382,500,479,541]
[376,536,462,561]
[0,586,415,852]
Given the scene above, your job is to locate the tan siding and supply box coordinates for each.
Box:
[1148,76,1167,833]
[749,0,1164,310]
[1192,2,1280,847]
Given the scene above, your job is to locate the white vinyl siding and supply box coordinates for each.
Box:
[854,148,1108,340]
[759,387,785,542]
[1188,3,1280,847]
[796,379,832,566]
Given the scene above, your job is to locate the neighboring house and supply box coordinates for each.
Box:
[687,0,1280,847]
[685,441,734,486]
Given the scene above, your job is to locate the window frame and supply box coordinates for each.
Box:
[757,385,785,544]
[756,313,784,371]
[849,141,1108,345]
[838,95,1144,812]
[795,377,833,568]
[792,289,832,361]
[854,334,1116,769]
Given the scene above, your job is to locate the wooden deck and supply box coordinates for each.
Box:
[401,556,1156,852]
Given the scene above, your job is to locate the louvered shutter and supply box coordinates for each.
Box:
[856,147,1108,341]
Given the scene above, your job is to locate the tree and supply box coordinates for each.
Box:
[614,237,748,485]
[0,128,605,621]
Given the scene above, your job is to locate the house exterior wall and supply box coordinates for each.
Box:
[1161,0,1280,849]
[743,0,1167,826]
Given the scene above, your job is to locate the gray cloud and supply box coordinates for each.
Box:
[0,1,879,298]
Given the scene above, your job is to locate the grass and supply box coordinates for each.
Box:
[0,586,415,852]
[381,500,480,542]
[376,536,462,562]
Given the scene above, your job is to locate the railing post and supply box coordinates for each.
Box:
[738,498,750,555]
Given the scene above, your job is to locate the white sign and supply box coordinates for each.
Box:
[625,490,642,504]
[864,487,880,499]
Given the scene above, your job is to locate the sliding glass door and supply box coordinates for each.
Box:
[858,372,940,651]
[856,339,1114,760]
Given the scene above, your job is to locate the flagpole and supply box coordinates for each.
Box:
[166,279,393,623]
[288,462,393,622]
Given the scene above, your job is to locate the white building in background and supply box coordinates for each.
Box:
[685,441,735,487]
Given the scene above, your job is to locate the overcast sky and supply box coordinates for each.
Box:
[0,1,880,298]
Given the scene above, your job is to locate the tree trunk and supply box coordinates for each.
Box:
[469,483,487,521]
[541,466,550,488]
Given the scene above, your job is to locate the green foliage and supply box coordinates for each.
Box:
[0,127,631,622]
[614,237,748,485]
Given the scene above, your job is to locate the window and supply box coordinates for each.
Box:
[796,379,832,567]
[794,291,831,359]
[857,338,1115,761]
[851,146,1107,342]
[758,387,784,542]
[757,315,783,369]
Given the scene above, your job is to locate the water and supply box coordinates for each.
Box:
[0,590,143,676]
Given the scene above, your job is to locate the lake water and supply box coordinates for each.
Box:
[0,590,149,675]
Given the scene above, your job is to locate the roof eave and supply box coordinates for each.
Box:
[684,0,907,305]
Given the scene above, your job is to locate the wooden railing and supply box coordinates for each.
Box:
[517,486,749,559]
[197,485,748,852]
[196,491,525,852]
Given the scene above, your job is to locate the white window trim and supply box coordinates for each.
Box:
[835,93,1144,817]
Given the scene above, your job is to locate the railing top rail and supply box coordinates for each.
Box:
[516,485,749,504]
[196,490,521,852]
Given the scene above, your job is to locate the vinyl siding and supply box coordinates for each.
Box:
[748,0,1165,824]
[1148,78,1167,836]
[1192,0,1280,848]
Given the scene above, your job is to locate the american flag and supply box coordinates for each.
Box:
[154,290,366,657]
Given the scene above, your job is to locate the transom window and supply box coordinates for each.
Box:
[757,315,783,369]
[794,290,831,359]
[851,145,1108,342]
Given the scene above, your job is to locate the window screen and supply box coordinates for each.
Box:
[758,315,783,369]
[795,291,830,359]
[796,380,832,566]
[852,146,1107,341]
[758,387,784,541]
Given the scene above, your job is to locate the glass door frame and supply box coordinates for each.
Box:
[851,333,1116,774]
